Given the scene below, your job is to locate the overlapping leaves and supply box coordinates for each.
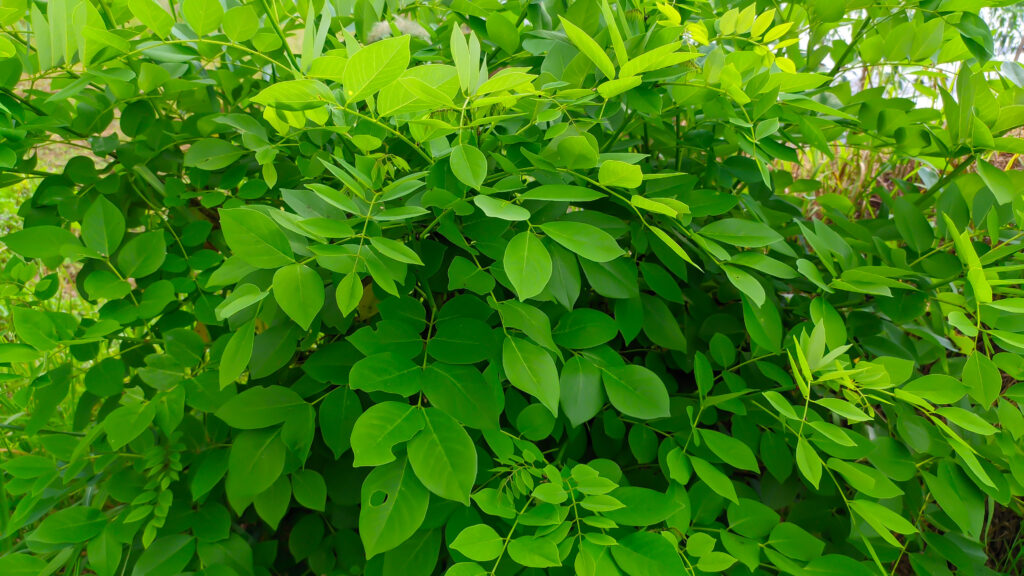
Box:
[1,1,1024,576]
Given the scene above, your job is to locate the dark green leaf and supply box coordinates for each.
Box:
[29,507,106,543]
[215,386,307,429]
[219,208,294,268]
[502,335,559,416]
[539,221,624,263]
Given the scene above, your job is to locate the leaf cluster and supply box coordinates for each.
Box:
[1,1,1024,575]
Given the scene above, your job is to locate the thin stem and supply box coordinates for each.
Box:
[488,498,534,575]
[255,0,302,73]
[0,423,85,437]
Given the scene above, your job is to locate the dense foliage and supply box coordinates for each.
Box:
[2,0,1024,574]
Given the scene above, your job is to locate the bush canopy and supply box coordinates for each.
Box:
[2,0,1024,574]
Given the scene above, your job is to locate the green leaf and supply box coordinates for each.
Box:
[226,429,287,508]
[598,160,642,188]
[130,535,195,576]
[602,365,671,420]
[252,79,337,111]
[547,243,582,310]
[612,531,686,575]
[804,556,875,576]
[503,231,552,300]
[291,469,327,511]
[901,374,966,404]
[700,428,759,472]
[700,218,784,247]
[977,159,1015,204]
[272,263,325,330]
[217,284,268,320]
[349,352,422,397]
[254,476,291,530]
[0,555,46,576]
[727,498,781,539]
[82,196,125,256]
[215,385,307,429]
[382,529,442,576]
[0,342,41,364]
[422,363,503,430]
[691,456,739,504]
[29,507,106,543]
[582,258,639,299]
[632,195,684,218]
[379,67,459,114]
[344,36,411,103]
[450,144,488,190]
[795,437,822,488]
[408,408,477,504]
[519,185,604,202]
[219,318,255,389]
[360,457,429,558]
[620,43,697,78]
[473,195,530,221]
[426,318,495,364]
[105,402,156,450]
[2,226,81,260]
[223,5,259,42]
[962,352,1001,409]
[116,231,166,279]
[336,272,364,317]
[892,196,933,253]
[351,402,425,467]
[190,449,228,501]
[555,135,599,169]
[219,208,294,268]
[494,300,559,353]
[560,356,604,427]
[598,76,642,99]
[184,139,244,170]
[539,221,624,263]
[935,406,999,435]
[553,308,618,349]
[723,264,766,307]
[486,12,520,54]
[769,522,824,561]
[2,455,54,479]
[698,552,737,572]
[451,524,504,562]
[816,398,872,422]
[559,17,615,80]
[445,563,487,576]
[599,0,629,63]
[502,335,560,417]
[370,237,425,266]
[13,307,60,351]
[128,0,174,37]
[182,0,223,36]
[508,535,561,568]
[450,27,473,93]
[318,386,362,458]
[602,486,680,526]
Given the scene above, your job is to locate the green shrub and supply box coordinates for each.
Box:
[2,1,1024,575]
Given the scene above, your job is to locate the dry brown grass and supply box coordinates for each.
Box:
[782,126,1023,221]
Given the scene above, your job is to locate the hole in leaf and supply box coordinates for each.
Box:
[369,490,389,506]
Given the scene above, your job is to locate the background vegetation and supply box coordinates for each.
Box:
[1,0,1024,575]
